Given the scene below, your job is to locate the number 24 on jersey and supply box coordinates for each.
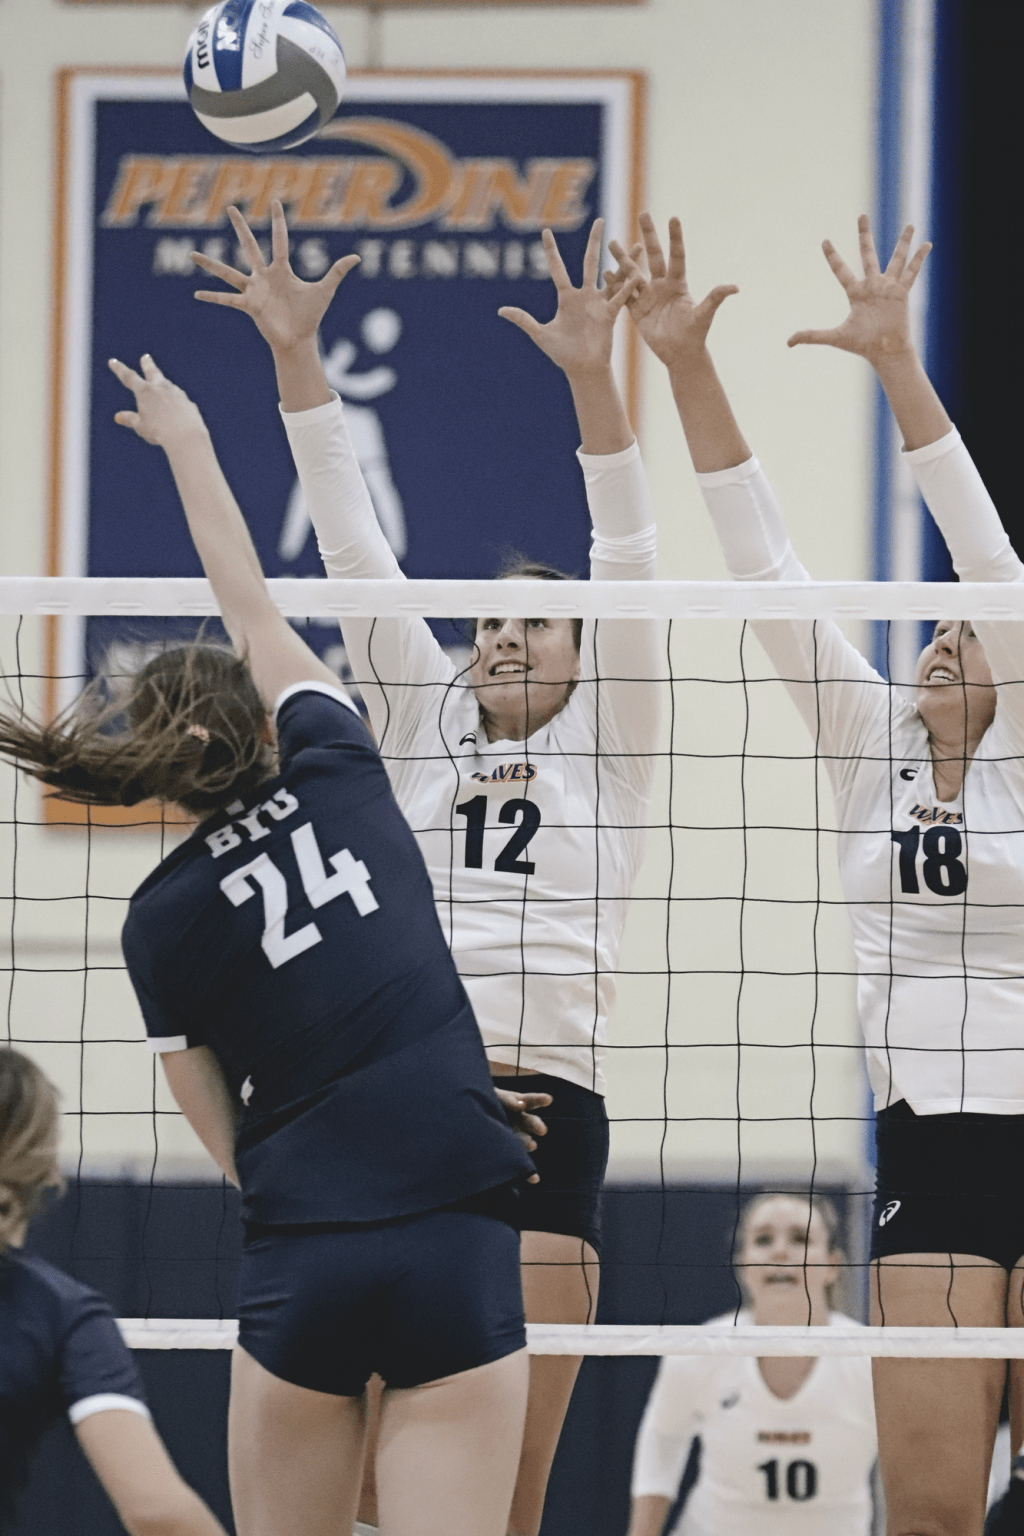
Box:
[220,822,378,970]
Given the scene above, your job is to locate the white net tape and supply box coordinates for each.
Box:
[1,576,1023,620]
[116,1321,1024,1358]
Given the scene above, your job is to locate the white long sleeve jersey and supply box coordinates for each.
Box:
[282,396,661,1093]
[632,1312,876,1536]
[699,429,1024,1114]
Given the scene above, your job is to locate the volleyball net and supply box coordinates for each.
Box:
[3,575,1023,1361]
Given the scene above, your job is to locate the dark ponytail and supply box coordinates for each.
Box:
[0,644,274,817]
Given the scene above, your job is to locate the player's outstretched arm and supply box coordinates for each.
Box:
[608,213,749,473]
[77,1410,227,1536]
[192,200,358,413]
[107,354,342,706]
[499,219,640,454]
[788,215,950,451]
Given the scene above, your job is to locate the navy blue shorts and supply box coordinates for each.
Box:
[238,1191,525,1397]
[499,1072,608,1254]
[871,1100,1024,1272]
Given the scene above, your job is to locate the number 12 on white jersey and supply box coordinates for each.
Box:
[219,822,379,970]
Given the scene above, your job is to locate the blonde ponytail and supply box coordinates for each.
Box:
[0,1049,62,1251]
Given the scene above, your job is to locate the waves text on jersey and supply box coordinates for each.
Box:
[469,763,538,784]
[908,803,963,826]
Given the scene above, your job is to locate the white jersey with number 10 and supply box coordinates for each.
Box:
[632,1313,876,1536]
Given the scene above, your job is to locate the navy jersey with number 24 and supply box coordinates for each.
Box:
[122,682,533,1225]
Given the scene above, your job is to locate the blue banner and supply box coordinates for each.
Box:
[55,72,641,697]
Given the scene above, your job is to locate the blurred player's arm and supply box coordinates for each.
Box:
[626,1359,700,1536]
[77,1410,227,1536]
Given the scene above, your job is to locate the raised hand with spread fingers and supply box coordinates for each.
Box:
[193,199,358,355]
[498,219,640,454]
[191,200,358,413]
[608,213,749,474]
[106,351,341,707]
[788,214,950,450]
[787,214,928,364]
[607,212,738,369]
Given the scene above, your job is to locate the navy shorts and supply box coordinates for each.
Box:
[499,1072,608,1254]
[871,1101,1024,1271]
[238,1190,525,1397]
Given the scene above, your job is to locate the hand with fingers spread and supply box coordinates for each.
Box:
[108,354,207,448]
[788,214,949,450]
[192,200,359,356]
[603,214,749,473]
[498,219,641,380]
[608,213,738,371]
[788,214,930,365]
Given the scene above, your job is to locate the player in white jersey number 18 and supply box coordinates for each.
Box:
[627,1194,876,1536]
[609,212,1024,1536]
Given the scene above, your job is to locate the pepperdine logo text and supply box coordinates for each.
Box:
[102,117,596,232]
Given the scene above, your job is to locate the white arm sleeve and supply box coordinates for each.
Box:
[697,457,910,768]
[906,430,1024,741]
[578,440,661,759]
[906,429,1024,586]
[697,455,807,584]
[630,1359,700,1499]
[280,394,454,746]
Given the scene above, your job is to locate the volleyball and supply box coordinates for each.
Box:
[184,1,346,152]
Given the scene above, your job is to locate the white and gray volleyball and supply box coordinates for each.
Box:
[184,1,346,152]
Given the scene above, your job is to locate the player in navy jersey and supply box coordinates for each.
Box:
[0,351,547,1536]
[606,213,1024,1536]
[0,1047,226,1534]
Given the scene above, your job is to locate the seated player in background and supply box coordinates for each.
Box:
[626,1193,876,1536]
[0,349,546,1536]
[0,1046,227,1535]
[610,211,1024,1536]
[190,200,659,1536]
